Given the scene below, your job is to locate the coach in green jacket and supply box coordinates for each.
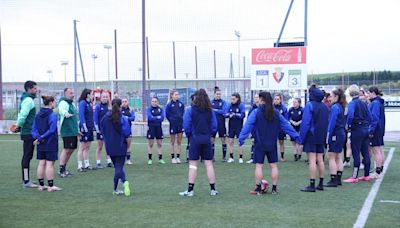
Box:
[58,88,79,177]
[14,81,38,188]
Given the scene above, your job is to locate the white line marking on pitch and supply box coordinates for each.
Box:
[353,147,396,228]
[380,200,400,204]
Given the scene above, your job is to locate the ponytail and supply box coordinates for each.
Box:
[259,91,274,121]
[332,88,347,109]
[111,98,122,125]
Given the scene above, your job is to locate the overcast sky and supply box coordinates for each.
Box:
[1,0,399,82]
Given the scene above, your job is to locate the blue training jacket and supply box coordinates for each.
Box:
[211,98,228,124]
[79,100,94,129]
[183,105,217,143]
[94,102,109,131]
[299,87,329,145]
[226,103,245,128]
[346,97,372,131]
[147,106,164,127]
[31,108,58,152]
[274,104,289,120]
[121,107,135,126]
[165,100,185,124]
[369,96,385,136]
[327,102,345,144]
[239,105,301,149]
[100,113,131,156]
[288,106,303,122]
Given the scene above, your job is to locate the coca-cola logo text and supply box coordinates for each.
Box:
[252,47,306,65]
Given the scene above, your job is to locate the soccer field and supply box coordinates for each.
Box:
[0,134,398,228]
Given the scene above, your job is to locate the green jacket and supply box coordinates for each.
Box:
[58,97,79,137]
[16,92,36,136]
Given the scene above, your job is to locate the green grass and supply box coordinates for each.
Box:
[0,134,398,228]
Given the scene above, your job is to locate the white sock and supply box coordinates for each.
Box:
[106,158,112,164]
[96,160,101,165]
[374,161,377,169]
[84,160,90,167]
[78,161,83,169]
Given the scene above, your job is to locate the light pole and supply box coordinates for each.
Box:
[234,30,241,78]
[91,54,98,88]
[60,61,69,88]
[104,45,112,95]
[46,70,53,92]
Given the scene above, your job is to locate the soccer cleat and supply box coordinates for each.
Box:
[158,159,166,164]
[77,167,86,172]
[227,158,234,163]
[37,185,45,191]
[47,186,62,192]
[246,159,253,164]
[271,190,279,195]
[96,163,104,169]
[126,160,133,165]
[179,190,194,197]
[343,177,359,183]
[176,158,182,164]
[147,160,153,165]
[107,163,114,168]
[316,185,324,191]
[113,190,124,195]
[370,173,381,179]
[280,157,285,162]
[123,181,131,196]
[22,181,38,189]
[300,185,316,192]
[221,158,227,163]
[343,161,351,167]
[358,176,371,182]
[238,158,244,164]
[171,158,177,164]
[249,190,262,195]
[369,168,376,174]
[210,190,219,196]
[85,166,94,171]
[324,180,338,187]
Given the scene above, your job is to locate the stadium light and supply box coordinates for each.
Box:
[91,54,98,88]
[103,45,112,92]
[234,30,241,78]
[60,61,69,88]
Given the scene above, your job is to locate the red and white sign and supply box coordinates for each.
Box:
[252,47,306,65]
[251,47,307,90]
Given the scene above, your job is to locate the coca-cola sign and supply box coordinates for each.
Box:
[252,47,306,65]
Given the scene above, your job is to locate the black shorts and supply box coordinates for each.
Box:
[63,136,78,150]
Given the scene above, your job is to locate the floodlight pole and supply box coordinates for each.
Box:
[141,0,147,121]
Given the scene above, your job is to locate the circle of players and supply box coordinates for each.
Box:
[13,81,385,196]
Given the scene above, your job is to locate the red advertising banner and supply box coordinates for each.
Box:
[252,47,306,65]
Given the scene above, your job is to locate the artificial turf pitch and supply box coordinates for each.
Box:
[0,134,398,228]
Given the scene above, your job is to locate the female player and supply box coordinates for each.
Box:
[77,89,94,172]
[367,86,385,178]
[299,85,329,192]
[121,98,135,165]
[246,93,260,164]
[344,85,372,183]
[100,98,131,196]
[146,97,166,165]
[179,89,218,197]
[94,91,113,169]
[165,89,185,164]
[32,95,62,192]
[343,88,353,167]
[325,88,347,187]
[273,94,288,161]
[226,93,245,163]
[288,98,303,161]
[211,87,228,162]
[239,91,301,195]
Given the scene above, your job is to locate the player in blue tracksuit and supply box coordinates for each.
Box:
[121,98,135,165]
[344,85,373,183]
[32,95,62,192]
[246,93,260,164]
[77,89,94,172]
[146,97,166,165]
[288,98,304,161]
[165,89,185,164]
[226,93,245,163]
[367,86,385,178]
[211,86,228,162]
[100,98,131,196]
[274,94,289,161]
[179,89,218,197]
[94,91,113,169]
[299,85,329,192]
[239,91,301,195]
[325,88,347,187]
